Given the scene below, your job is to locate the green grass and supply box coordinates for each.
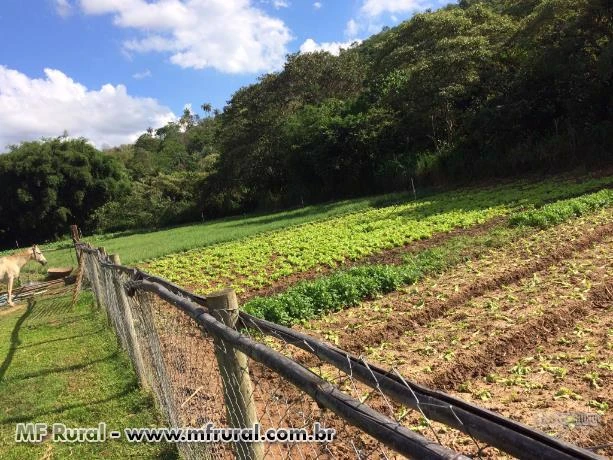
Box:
[0,292,176,459]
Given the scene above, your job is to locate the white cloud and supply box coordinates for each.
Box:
[79,0,293,74]
[258,0,289,8]
[313,2,322,9]
[346,0,445,39]
[345,18,359,38]
[360,0,425,17]
[299,38,360,56]
[132,69,152,79]
[0,66,175,151]
[54,0,73,17]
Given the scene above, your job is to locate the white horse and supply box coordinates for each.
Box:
[0,246,48,307]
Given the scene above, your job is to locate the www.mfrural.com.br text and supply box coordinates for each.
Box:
[15,422,336,444]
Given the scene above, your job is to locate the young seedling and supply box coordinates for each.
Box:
[541,363,568,380]
[554,387,582,401]
[583,372,602,389]
[510,358,533,376]
[587,400,608,413]
[474,389,492,401]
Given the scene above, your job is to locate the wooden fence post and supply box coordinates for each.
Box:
[71,225,84,308]
[71,224,82,265]
[207,289,263,460]
[109,254,148,389]
[70,225,80,242]
[71,256,85,308]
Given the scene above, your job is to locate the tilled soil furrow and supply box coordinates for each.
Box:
[442,297,612,455]
[426,283,612,390]
[336,221,612,354]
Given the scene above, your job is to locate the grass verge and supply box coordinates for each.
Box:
[0,292,176,460]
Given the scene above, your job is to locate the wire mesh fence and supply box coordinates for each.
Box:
[75,241,603,460]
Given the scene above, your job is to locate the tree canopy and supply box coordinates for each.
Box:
[0,138,129,245]
[1,0,611,245]
[202,0,611,213]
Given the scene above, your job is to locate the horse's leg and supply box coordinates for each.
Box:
[7,275,14,307]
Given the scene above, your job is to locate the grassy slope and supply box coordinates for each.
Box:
[10,192,414,278]
[0,292,176,460]
[9,172,613,284]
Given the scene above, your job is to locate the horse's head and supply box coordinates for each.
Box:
[31,245,48,266]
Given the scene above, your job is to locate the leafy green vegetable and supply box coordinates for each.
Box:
[510,189,613,228]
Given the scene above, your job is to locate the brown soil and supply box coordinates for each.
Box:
[291,211,612,455]
[149,298,404,459]
[303,213,612,355]
[446,291,612,457]
[427,282,611,389]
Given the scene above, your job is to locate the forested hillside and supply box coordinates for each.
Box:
[1,0,611,246]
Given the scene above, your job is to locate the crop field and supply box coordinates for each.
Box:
[143,176,611,297]
[137,173,612,456]
[132,174,611,455]
[6,174,610,289]
[298,209,612,454]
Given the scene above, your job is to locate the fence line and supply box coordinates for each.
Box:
[74,239,603,460]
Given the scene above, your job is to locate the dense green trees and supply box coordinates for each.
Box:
[0,138,129,245]
[203,0,611,214]
[90,171,205,232]
[1,0,610,245]
[90,107,219,234]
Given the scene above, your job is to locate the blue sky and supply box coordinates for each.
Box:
[0,0,450,150]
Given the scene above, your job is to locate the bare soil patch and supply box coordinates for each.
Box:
[302,212,612,355]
